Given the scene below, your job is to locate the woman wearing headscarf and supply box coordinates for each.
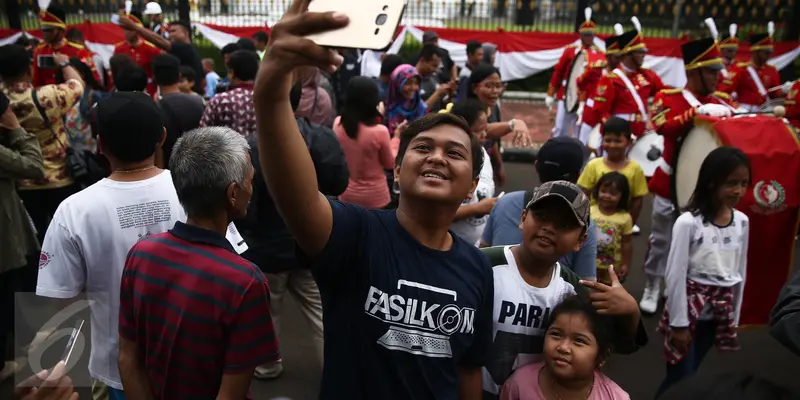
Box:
[294,67,335,127]
[384,64,427,135]
[467,63,532,188]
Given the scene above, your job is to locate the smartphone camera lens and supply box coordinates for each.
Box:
[375,13,388,25]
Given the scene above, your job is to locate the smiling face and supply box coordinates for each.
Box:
[601,132,630,160]
[474,72,503,107]
[596,181,623,211]
[544,312,601,382]
[402,76,420,100]
[394,124,478,205]
[519,197,584,261]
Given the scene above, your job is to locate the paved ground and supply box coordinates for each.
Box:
[3,102,799,399]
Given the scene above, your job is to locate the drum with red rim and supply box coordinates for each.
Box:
[672,114,800,325]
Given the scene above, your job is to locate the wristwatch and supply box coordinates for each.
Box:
[508,119,516,132]
[57,60,70,69]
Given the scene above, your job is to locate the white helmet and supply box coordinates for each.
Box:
[143,2,163,15]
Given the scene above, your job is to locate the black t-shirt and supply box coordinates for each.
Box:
[304,200,494,399]
[169,42,204,93]
[158,93,205,166]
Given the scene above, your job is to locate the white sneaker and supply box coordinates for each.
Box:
[632,224,641,235]
[639,277,659,314]
[254,359,283,380]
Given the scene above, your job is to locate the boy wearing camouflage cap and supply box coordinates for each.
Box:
[479,181,647,398]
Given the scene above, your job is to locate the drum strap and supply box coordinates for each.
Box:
[612,68,653,130]
[745,65,768,98]
[681,90,738,112]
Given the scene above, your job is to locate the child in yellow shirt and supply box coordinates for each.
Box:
[578,117,648,232]
[590,172,633,283]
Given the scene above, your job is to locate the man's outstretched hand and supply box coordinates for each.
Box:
[255,0,349,103]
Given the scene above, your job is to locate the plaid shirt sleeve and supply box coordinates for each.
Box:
[224,271,280,373]
[118,245,140,342]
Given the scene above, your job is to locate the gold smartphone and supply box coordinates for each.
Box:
[305,0,408,50]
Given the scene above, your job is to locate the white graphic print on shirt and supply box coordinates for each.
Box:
[481,246,577,395]
[365,280,476,358]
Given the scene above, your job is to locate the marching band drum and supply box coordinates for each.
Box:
[565,50,587,114]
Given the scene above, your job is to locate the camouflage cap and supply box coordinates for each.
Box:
[525,181,590,227]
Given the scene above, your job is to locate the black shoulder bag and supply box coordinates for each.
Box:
[31,88,104,186]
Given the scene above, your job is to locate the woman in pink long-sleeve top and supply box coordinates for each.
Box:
[334,77,400,209]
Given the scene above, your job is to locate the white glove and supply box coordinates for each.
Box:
[545,95,555,109]
[782,81,794,94]
[576,102,585,125]
[696,104,732,117]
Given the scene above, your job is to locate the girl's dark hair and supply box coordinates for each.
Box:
[602,117,632,140]
[687,146,751,222]
[340,76,381,139]
[467,63,501,98]
[593,172,630,211]
[545,295,613,366]
[450,99,488,128]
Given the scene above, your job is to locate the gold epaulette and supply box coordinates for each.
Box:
[590,60,607,68]
[114,41,126,47]
[660,88,683,95]
[713,91,732,100]
[34,42,47,50]
[735,61,750,68]
[143,41,158,48]
[67,41,85,49]
[606,72,618,78]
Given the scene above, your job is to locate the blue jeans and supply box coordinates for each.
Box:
[108,388,126,400]
[655,320,717,398]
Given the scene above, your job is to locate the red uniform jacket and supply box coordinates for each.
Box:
[580,65,613,127]
[547,44,603,100]
[718,61,782,107]
[33,40,101,87]
[594,67,668,137]
[785,80,800,129]
[648,88,738,199]
[113,39,162,95]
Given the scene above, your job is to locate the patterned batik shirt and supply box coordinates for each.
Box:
[198,83,256,137]
[1,79,83,190]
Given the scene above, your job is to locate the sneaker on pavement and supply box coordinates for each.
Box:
[632,224,641,235]
[639,277,660,314]
[254,359,283,380]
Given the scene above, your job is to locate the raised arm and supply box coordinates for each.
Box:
[253,1,348,257]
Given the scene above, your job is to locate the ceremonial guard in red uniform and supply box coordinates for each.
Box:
[593,17,668,139]
[576,30,622,147]
[717,23,739,91]
[546,7,603,138]
[32,5,100,87]
[785,80,800,129]
[718,22,783,111]
[639,36,739,314]
[113,10,162,95]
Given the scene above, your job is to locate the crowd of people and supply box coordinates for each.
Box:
[2,0,800,399]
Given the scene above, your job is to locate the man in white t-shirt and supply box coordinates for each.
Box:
[35,92,246,398]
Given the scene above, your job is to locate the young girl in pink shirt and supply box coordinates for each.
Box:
[501,296,630,400]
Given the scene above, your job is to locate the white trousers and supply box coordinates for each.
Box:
[552,100,578,138]
[643,195,678,278]
[578,122,593,146]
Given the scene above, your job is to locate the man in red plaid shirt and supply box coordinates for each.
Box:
[118,127,279,399]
